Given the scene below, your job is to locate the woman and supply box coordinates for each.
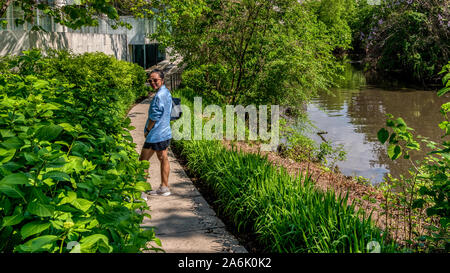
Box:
[140,69,172,196]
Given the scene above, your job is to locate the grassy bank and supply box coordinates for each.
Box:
[171,139,397,253]
[169,87,398,253]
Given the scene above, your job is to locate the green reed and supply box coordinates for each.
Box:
[173,139,397,253]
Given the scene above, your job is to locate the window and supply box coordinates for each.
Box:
[131,43,165,69]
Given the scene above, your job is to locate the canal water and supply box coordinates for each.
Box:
[305,65,449,184]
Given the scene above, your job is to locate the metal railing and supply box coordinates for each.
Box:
[167,71,182,91]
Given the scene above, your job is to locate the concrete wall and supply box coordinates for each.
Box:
[0,30,128,60]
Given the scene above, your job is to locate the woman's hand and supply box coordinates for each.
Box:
[145,120,155,139]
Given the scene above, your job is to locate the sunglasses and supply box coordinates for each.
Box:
[149,78,162,84]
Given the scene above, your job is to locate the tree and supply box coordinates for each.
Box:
[153,0,342,107]
[304,0,357,51]
[111,0,153,16]
[0,0,206,32]
[0,0,138,30]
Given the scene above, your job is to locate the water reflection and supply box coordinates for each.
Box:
[306,69,449,184]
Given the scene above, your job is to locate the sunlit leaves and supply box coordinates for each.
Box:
[27,201,55,217]
[15,235,59,253]
[79,234,113,253]
[20,221,52,240]
[379,113,420,160]
[438,62,450,97]
[71,198,93,212]
[2,0,125,30]
[387,144,402,160]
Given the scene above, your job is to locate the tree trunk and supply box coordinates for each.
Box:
[0,0,13,19]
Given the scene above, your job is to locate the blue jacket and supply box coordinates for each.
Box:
[145,85,172,143]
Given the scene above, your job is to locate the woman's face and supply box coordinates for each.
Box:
[149,72,164,90]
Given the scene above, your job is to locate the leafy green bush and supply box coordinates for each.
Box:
[0,51,160,253]
[182,64,231,105]
[42,49,148,104]
[2,50,148,135]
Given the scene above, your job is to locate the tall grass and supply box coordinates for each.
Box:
[173,139,398,253]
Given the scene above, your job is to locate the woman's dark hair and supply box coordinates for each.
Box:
[150,69,164,80]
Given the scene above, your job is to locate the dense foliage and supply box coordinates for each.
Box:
[154,0,349,107]
[0,50,160,253]
[305,0,357,51]
[351,0,450,86]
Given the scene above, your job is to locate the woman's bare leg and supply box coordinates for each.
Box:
[156,149,170,188]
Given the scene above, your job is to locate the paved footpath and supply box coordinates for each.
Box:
[127,97,247,253]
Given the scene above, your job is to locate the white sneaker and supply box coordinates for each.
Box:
[148,186,171,196]
[141,192,148,201]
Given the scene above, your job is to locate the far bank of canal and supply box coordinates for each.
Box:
[305,68,450,184]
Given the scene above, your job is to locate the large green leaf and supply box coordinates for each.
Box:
[1,207,24,227]
[0,173,29,185]
[58,191,77,206]
[27,201,55,217]
[0,173,28,198]
[42,171,71,182]
[0,137,24,149]
[134,181,151,192]
[15,235,58,253]
[377,128,389,144]
[47,157,68,168]
[71,198,93,212]
[0,129,15,138]
[1,161,23,172]
[79,234,113,253]
[35,124,64,142]
[0,148,16,164]
[71,141,90,156]
[437,86,449,97]
[0,184,25,199]
[62,156,84,173]
[58,123,75,133]
[24,152,39,164]
[387,144,402,160]
[32,79,49,90]
[20,221,52,239]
